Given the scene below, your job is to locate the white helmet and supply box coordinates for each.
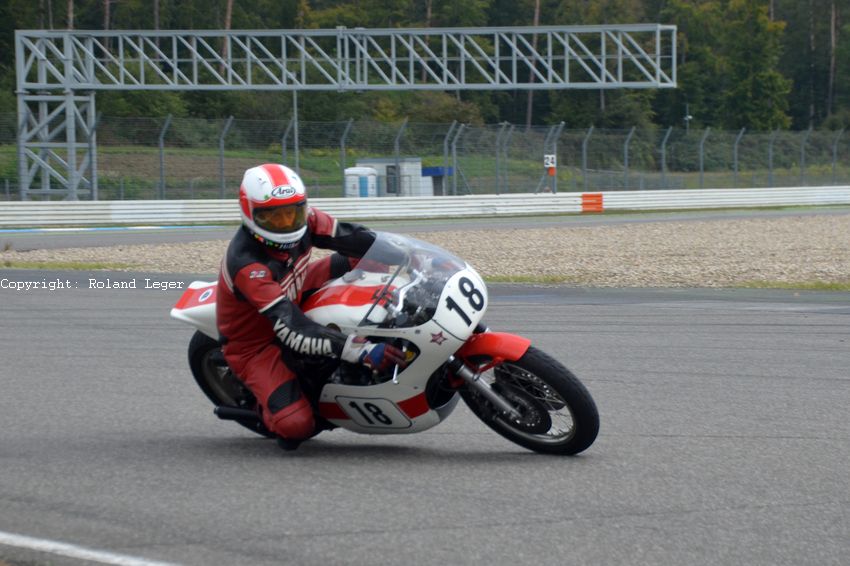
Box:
[239,164,308,250]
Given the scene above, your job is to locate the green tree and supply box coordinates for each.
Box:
[557,0,645,23]
[309,0,415,27]
[718,0,791,129]
[654,0,789,130]
[548,90,656,128]
[432,0,491,27]
[0,0,57,112]
[773,0,850,128]
[653,0,724,128]
[824,21,850,128]
[97,91,189,117]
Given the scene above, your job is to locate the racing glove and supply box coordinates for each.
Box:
[341,336,408,372]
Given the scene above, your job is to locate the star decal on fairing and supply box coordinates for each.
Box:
[430,331,447,345]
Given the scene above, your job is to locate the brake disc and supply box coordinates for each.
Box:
[494,384,552,435]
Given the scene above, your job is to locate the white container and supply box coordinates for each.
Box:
[355,158,427,196]
[344,167,378,198]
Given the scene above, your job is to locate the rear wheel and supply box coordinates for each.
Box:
[187,331,274,438]
[460,346,599,455]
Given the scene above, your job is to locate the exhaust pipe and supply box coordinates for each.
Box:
[214,405,260,422]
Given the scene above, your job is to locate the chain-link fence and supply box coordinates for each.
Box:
[1,113,847,200]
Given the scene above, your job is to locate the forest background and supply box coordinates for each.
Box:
[0,0,847,133]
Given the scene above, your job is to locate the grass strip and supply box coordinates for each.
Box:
[740,280,850,291]
[485,275,850,291]
[483,275,581,284]
[1,260,135,271]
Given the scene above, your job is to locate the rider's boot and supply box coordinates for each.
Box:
[276,435,303,451]
[275,416,336,451]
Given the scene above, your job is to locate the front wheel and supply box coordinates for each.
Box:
[460,346,599,455]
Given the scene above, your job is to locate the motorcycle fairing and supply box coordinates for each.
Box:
[300,271,401,332]
[306,265,486,434]
[314,314,465,434]
[318,390,437,426]
[297,234,491,435]
[430,269,488,341]
[317,383,444,434]
[171,282,219,339]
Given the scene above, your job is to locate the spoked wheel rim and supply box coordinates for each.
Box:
[485,363,577,444]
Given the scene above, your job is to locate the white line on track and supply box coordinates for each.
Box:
[0,530,180,566]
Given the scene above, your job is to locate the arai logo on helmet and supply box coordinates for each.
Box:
[269,185,297,199]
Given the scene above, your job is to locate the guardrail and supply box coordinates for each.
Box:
[0,187,848,227]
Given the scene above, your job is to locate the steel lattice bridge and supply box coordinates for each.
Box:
[15,25,677,199]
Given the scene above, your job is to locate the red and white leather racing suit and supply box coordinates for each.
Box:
[216,207,375,440]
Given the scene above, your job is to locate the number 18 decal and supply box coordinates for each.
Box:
[445,276,485,326]
[336,396,412,429]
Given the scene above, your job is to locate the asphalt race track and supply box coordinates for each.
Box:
[1,266,849,566]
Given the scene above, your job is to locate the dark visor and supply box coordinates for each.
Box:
[253,202,307,233]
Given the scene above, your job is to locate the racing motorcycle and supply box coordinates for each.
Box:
[170,232,599,455]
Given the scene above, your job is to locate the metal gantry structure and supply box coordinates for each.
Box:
[15,25,677,199]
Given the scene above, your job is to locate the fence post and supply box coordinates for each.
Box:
[451,124,466,196]
[733,127,746,188]
[551,121,565,193]
[442,121,457,196]
[582,125,594,191]
[281,119,293,164]
[293,91,300,175]
[89,111,102,201]
[219,115,234,198]
[502,125,515,193]
[495,123,508,194]
[660,126,672,189]
[16,97,28,200]
[65,89,80,201]
[624,126,636,190]
[4,179,9,200]
[832,128,845,185]
[536,125,558,194]
[339,118,354,191]
[699,127,711,189]
[800,127,812,186]
[768,129,778,187]
[158,114,173,199]
[393,118,408,196]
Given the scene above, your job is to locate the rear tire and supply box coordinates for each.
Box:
[187,330,274,438]
[460,346,599,455]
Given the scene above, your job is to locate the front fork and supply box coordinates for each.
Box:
[447,356,523,419]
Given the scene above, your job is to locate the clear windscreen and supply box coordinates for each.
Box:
[350,232,465,328]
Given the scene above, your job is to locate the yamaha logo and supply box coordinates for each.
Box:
[270,185,296,198]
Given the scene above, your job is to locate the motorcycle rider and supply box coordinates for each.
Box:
[217,163,407,449]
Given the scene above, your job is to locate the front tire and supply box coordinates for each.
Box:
[460,346,599,455]
[187,330,274,438]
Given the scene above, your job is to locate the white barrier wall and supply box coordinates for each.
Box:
[0,187,848,227]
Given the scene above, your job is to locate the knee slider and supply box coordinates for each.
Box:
[267,400,314,440]
[265,381,315,440]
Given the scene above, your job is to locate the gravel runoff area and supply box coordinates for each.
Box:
[2,213,849,287]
